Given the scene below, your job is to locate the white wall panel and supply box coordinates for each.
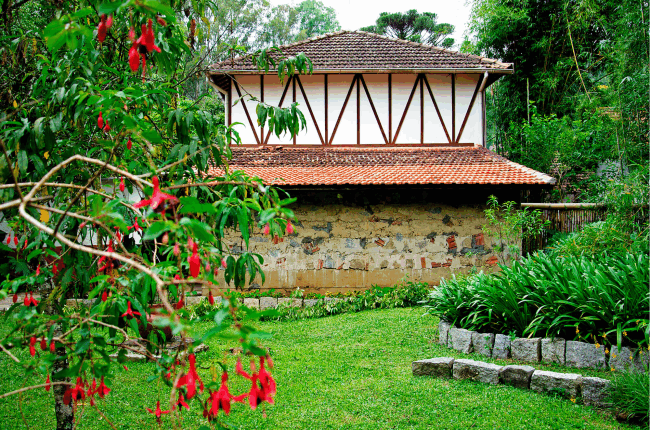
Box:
[295,74,325,145]
[455,74,481,145]
[328,74,357,145]
[425,74,453,143]
[392,74,420,144]
[359,74,389,144]
[231,75,261,145]
[262,75,291,145]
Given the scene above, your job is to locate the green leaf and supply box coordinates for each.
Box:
[75,338,91,355]
[143,221,174,241]
[178,197,216,215]
[179,218,215,243]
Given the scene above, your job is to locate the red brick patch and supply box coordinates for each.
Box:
[375,238,385,246]
[391,220,402,226]
[486,256,498,266]
[442,258,452,268]
[473,233,485,246]
[446,235,457,250]
[431,262,442,268]
[317,259,323,269]
[420,257,426,268]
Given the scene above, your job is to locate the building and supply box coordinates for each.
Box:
[206,31,555,294]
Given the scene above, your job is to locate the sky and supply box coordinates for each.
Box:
[268,0,473,49]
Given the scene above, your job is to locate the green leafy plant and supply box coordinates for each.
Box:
[607,370,650,425]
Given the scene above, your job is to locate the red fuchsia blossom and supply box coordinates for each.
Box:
[173,242,180,256]
[258,356,276,398]
[209,372,234,416]
[119,177,125,192]
[176,393,190,410]
[101,289,108,302]
[234,357,276,409]
[128,26,136,42]
[221,258,227,269]
[63,377,86,405]
[45,375,51,392]
[126,136,132,150]
[96,14,113,42]
[175,295,184,310]
[97,376,111,398]
[29,337,36,357]
[50,341,55,353]
[188,243,200,278]
[129,19,162,81]
[121,301,141,319]
[133,177,179,213]
[208,291,215,305]
[176,353,203,399]
[146,401,171,423]
[24,292,38,307]
[162,232,169,244]
[286,221,294,235]
[87,378,98,406]
[23,238,27,249]
[36,265,40,276]
[98,241,115,272]
[40,337,47,351]
[263,223,270,235]
[103,121,110,133]
[13,236,18,246]
[98,111,103,129]
[127,217,142,232]
[12,293,17,303]
[5,235,9,244]
[174,274,181,281]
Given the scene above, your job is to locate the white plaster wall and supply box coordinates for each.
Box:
[229,73,485,146]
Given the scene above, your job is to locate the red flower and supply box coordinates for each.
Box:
[188,243,200,278]
[128,26,136,42]
[40,337,47,351]
[208,291,215,305]
[97,14,109,42]
[156,16,167,27]
[121,301,141,319]
[176,353,203,399]
[233,357,275,409]
[146,401,171,423]
[101,290,108,302]
[52,261,59,276]
[23,238,27,249]
[97,376,111,398]
[87,378,98,406]
[133,177,179,212]
[36,265,40,275]
[127,136,133,150]
[5,235,9,244]
[176,393,190,410]
[29,336,36,357]
[128,43,140,72]
[127,217,142,232]
[286,221,294,235]
[263,223,270,235]
[63,377,86,405]
[12,293,17,303]
[50,341,55,353]
[136,19,161,54]
[209,372,234,416]
[174,274,181,281]
[175,295,184,310]
[98,111,103,129]
[13,236,18,246]
[45,375,51,392]
[173,242,180,256]
[162,232,169,244]
[221,258,227,269]
[103,121,110,133]
[233,374,273,410]
[119,177,125,192]
[258,356,276,398]
[24,292,38,307]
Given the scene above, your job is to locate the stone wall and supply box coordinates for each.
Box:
[205,186,523,295]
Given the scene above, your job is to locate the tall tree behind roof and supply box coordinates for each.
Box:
[259,0,341,47]
[360,10,454,48]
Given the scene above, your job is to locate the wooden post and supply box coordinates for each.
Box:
[324,74,328,145]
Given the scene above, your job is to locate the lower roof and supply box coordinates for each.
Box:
[207,146,555,187]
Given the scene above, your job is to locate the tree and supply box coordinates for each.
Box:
[258,0,341,47]
[360,10,454,48]
[0,1,310,428]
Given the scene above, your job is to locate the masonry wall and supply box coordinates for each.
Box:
[205,186,522,295]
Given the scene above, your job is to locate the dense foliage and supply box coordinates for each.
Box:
[424,252,649,350]
[607,370,650,425]
[360,10,454,47]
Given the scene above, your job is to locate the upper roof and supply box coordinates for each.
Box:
[208,30,513,74]
[207,146,555,187]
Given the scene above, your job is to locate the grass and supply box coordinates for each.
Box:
[0,307,641,429]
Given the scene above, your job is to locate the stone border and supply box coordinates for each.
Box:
[412,356,611,408]
[65,296,348,311]
[439,320,648,373]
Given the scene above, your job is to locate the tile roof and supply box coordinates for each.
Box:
[207,146,555,186]
[208,31,513,73]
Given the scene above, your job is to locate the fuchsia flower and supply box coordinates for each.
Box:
[101,290,108,302]
[188,243,200,278]
[29,337,36,357]
[96,14,113,42]
[129,19,162,80]
[5,235,9,244]
[36,265,40,275]
[98,241,115,272]
[162,232,169,244]
[286,221,294,235]
[103,121,110,133]
[40,337,47,351]
[50,341,55,353]
[176,393,190,410]
[208,291,215,305]
[128,43,140,72]
[63,377,86,405]
[175,295,184,310]
[221,258,227,269]
[87,378,98,406]
[156,15,167,27]
[127,217,142,232]
[45,375,51,392]
[146,401,171,423]
[133,177,179,213]
[128,26,136,42]
[98,111,103,129]
[263,223,270,235]
[13,236,18,246]
[209,372,234,416]
[234,357,276,409]
[119,177,125,192]
[121,301,141,319]
[127,137,133,150]
[176,353,203,399]
[23,238,27,249]
[97,376,111,398]
[24,292,38,307]
[173,242,180,256]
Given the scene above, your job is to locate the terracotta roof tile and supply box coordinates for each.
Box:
[207,146,555,186]
[208,31,512,73]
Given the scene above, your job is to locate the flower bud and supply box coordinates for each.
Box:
[162,232,169,244]
[173,243,180,256]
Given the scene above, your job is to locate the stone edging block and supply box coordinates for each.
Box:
[565,341,607,370]
[499,365,535,389]
[530,370,581,398]
[412,357,454,378]
[449,327,473,354]
[511,337,541,362]
[453,359,502,384]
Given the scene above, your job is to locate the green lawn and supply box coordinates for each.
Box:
[0,307,640,429]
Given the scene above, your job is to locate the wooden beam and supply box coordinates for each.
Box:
[357,74,360,145]
[359,75,388,144]
[233,81,260,145]
[260,75,264,144]
[227,83,232,127]
[455,74,484,143]
[293,77,296,145]
[329,75,358,145]
[324,74,328,145]
[422,75,452,144]
[451,74,456,142]
[482,90,486,147]
[264,76,293,145]
[388,74,392,143]
[392,75,421,144]
[296,76,325,145]
[420,73,424,144]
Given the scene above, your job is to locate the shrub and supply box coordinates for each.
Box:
[607,370,650,424]
[424,252,649,350]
